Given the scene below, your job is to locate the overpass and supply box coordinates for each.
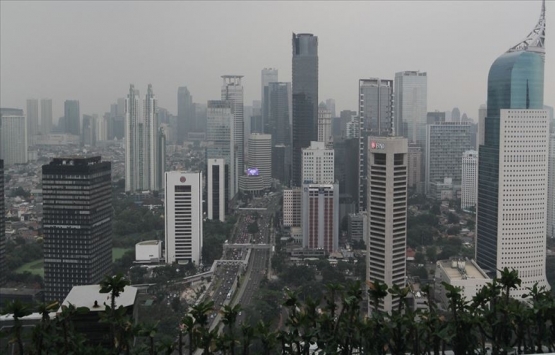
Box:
[237,207,267,211]
[223,243,272,250]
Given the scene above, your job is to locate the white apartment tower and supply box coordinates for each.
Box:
[207,158,228,222]
[549,133,555,238]
[301,141,334,185]
[125,84,163,192]
[366,136,408,314]
[461,150,478,212]
[0,115,28,166]
[165,172,203,265]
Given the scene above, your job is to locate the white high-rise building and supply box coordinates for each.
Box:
[206,100,236,199]
[301,183,339,253]
[124,84,163,192]
[548,133,555,239]
[366,136,408,314]
[165,172,203,265]
[345,115,360,139]
[461,150,478,212]
[301,141,334,185]
[221,75,244,189]
[0,115,28,166]
[207,158,228,222]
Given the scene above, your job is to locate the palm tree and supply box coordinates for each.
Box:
[31,301,58,355]
[181,314,197,355]
[140,321,159,355]
[256,320,276,354]
[99,272,130,349]
[240,323,255,355]
[220,304,241,355]
[1,299,32,355]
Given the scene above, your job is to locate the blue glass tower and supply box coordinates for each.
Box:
[476,1,546,275]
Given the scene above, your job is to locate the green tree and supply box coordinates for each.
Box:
[1,299,32,354]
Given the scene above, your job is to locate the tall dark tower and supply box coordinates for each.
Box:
[476,0,548,296]
[177,87,194,144]
[43,156,113,302]
[0,159,5,286]
[64,100,80,136]
[291,33,318,187]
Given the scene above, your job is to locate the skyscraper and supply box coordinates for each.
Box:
[267,82,291,146]
[40,98,53,135]
[358,78,394,211]
[26,99,39,142]
[478,104,487,148]
[247,133,272,189]
[0,115,28,166]
[43,156,112,302]
[302,183,339,253]
[302,141,334,185]
[425,122,473,193]
[64,100,80,136]
[548,133,555,238]
[206,100,236,199]
[325,98,336,118]
[318,103,332,147]
[165,172,203,265]
[461,150,479,212]
[261,68,278,128]
[476,0,549,296]
[292,33,318,187]
[177,87,194,144]
[394,71,427,142]
[0,159,5,286]
[221,75,245,188]
[366,136,408,313]
[407,143,422,191]
[207,158,229,222]
[125,84,163,192]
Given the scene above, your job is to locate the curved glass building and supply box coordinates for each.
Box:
[476,0,549,295]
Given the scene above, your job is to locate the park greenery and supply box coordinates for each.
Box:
[5,270,555,354]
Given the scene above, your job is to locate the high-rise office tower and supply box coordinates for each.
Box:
[0,115,28,166]
[461,150,479,212]
[81,114,96,147]
[345,115,360,139]
[425,122,473,193]
[40,99,53,135]
[221,75,244,187]
[283,188,302,227]
[325,99,336,118]
[366,136,408,314]
[43,157,112,302]
[394,71,427,142]
[407,143,422,190]
[165,172,203,265]
[478,104,487,148]
[426,111,446,125]
[358,78,394,212]
[64,100,80,136]
[334,137,359,201]
[26,99,39,142]
[318,103,332,147]
[207,158,229,222]
[451,107,461,123]
[248,133,272,189]
[157,128,166,190]
[476,0,549,296]
[206,100,236,199]
[0,160,5,286]
[267,82,291,146]
[124,84,163,192]
[548,133,555,238]
[261,68,279,128]
[292,33,318,187]
[301,141,334,185]
[272,144,291,185]
[177,87,194,144]
[301,183,339,253]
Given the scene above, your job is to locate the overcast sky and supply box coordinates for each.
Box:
[1,1,553,121]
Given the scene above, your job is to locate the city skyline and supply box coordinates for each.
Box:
[1,1,553,121]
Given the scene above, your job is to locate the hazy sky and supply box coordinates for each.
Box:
[1,1,553,121]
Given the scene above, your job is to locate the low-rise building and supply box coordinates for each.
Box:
[135,240,162,263]
[435,258,491,309]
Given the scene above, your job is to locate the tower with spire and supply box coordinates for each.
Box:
[476,0,550,296]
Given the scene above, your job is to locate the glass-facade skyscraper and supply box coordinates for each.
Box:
[292,33,318,187]
[476,0,548,295]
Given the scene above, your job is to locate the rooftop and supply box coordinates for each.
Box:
[137,240,160,246]
[438,259,490,281]
[61,285,138,312]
